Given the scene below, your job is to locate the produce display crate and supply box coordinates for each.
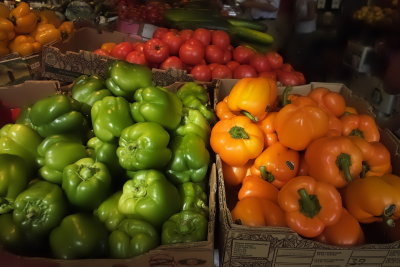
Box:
[0,53,41,85]
[214,79,400,267]
[0,80,217,267]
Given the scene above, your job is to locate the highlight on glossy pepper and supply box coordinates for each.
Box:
[31,22,61,45]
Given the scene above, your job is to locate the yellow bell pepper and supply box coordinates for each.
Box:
[58,21,74,40]
[31,23,61,45]
[0,40,10,56]
[8,2,38,34]
[0,17,14,41]
[38,9,62,27]
[9,35,41,57]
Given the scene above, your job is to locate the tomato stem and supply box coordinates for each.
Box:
[229,126,249,139]
[336,153,353,183]
[297,188,321,218]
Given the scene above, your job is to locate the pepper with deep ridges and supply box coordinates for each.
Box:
[179,182,209,217]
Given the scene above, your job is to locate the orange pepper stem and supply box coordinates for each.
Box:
[297,188,321,218]
[383,204,396,227]
[350,129,364,138]
[240,110,258,122]
[336,153,353,183]
[361,161,369,178]
[229,126,249,139]
[260,165,274,183]
[281,86,292,107]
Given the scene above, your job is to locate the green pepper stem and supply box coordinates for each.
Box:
[281,86,293,107]
[383,204,396,227]
[240,111,258,122]
[297,188,321,218]
[360,161,369,178]
[336,153,353,183]
[260,166,274,183]
[350,129,364,139]
[229,126,249,139]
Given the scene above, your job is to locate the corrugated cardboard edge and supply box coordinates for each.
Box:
[215,80,400,267]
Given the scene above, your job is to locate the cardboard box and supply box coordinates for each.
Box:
[0,53,41,85]
[0,80,217,267]
[215,79,400,267]
[116,19,158,40]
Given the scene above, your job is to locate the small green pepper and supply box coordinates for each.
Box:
[175,108,211,146]
[179,182,209,218]
[94,191,125,232]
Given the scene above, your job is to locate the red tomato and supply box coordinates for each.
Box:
[233,64,257,79]
[278,71,302,86]
[93,49,110,56]
[233,45,256,64]
[110,42,133,60]
[192,28,211,46]
[208,63,219,72]
[191,64,212,82]
[211,30,230,49]
[179,29,193,41]
[152,27,169,39]
[125,50,148,66]
[161,31,183,56]
[212,64,232,79]
[226,60,240,72]
[160,56,185,70]
[222,50,232,64]
[133,42,145,52]
[259,71,277,80]
[266,51,284,69]
[143,38,170,64]
[249,54,272,73]
[280,63,294,72]
[179,38,205,66]
[293,71,306,85]
[205,44,224,64]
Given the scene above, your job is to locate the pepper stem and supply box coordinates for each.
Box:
[383,204,396,227]
[360,161,369,178]
[336,153,353,183]
[350,129,364,139]
[298,188,321,218]
[260,166,274,183]
[281,86,293,107]
[229,126,249,139]
[240,111,258,122]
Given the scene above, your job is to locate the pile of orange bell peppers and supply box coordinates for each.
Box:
[210,77,398,247]
[0,2,74,57]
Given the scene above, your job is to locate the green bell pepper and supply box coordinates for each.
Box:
[71,74,112,116]
[27,94,89,138]
[37,134,88,184]
[87,136,124,178]
[109,218,159,258]
[166,134,210,184]
[0,123,42,171]
[106,60,153,100]
[117,122,172,171]
[91,96,134,143]
[0,213,26,253]
[179,182,209,218]
[62,157,112,210]
[13,180,67,239]
[94,191,125,232]
[0,154,30,214]
[49,213,109,259]
[131,86,182,131]
[161,210,208,245]
[176,82,216,125]
[118,169,181,228]
[175,108,211,146]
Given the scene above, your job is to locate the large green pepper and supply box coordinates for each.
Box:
[175,108,211,146]
[49,213,109,259]
[94,191,125,232]
[71,74,112,116]
[0,154,30,214]
[117,122,171,171]
[106,60,153,100]
[27,94,89,138]
[118,169,181,228]
[91,96,134,143]
[13,180,67,239]
[176,82,216,125]
[0,123,42,171]
[62,157,112,210]
[0,213,26,253]
[37,134,88,184]
[131,86,182,131]
[109,218,159,258]
[179,182,209,218]
[161,210,208,245]
[166,134,210,184]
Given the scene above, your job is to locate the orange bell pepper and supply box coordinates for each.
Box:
[238,174,279,203]
[9,34,41,56]
[274,94,329,151]
[101,42,117,54]
[344,174,400,225]
[31,23,61,45]
[38,9,63,28]
[8,2,38,34]
[277,176,343,238]
[250,142,299,189]
[344,106,358,115]
[340,113,380,142]
[297,152,309,176]
[0,3,10,18]
[0,17,14,41]
[58,21,74,40]
[0,40,9,56]
[231,197,286,227]
[327,114,342,137]
[227,77,278,122]
[210,115,264,166]
[349,136,392,178]
[256,111,278,147]
[307,87,346,117]
[305,136,363,188]
[221,159,252,187]
[216,96,239,121]
[315,208,365,247]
